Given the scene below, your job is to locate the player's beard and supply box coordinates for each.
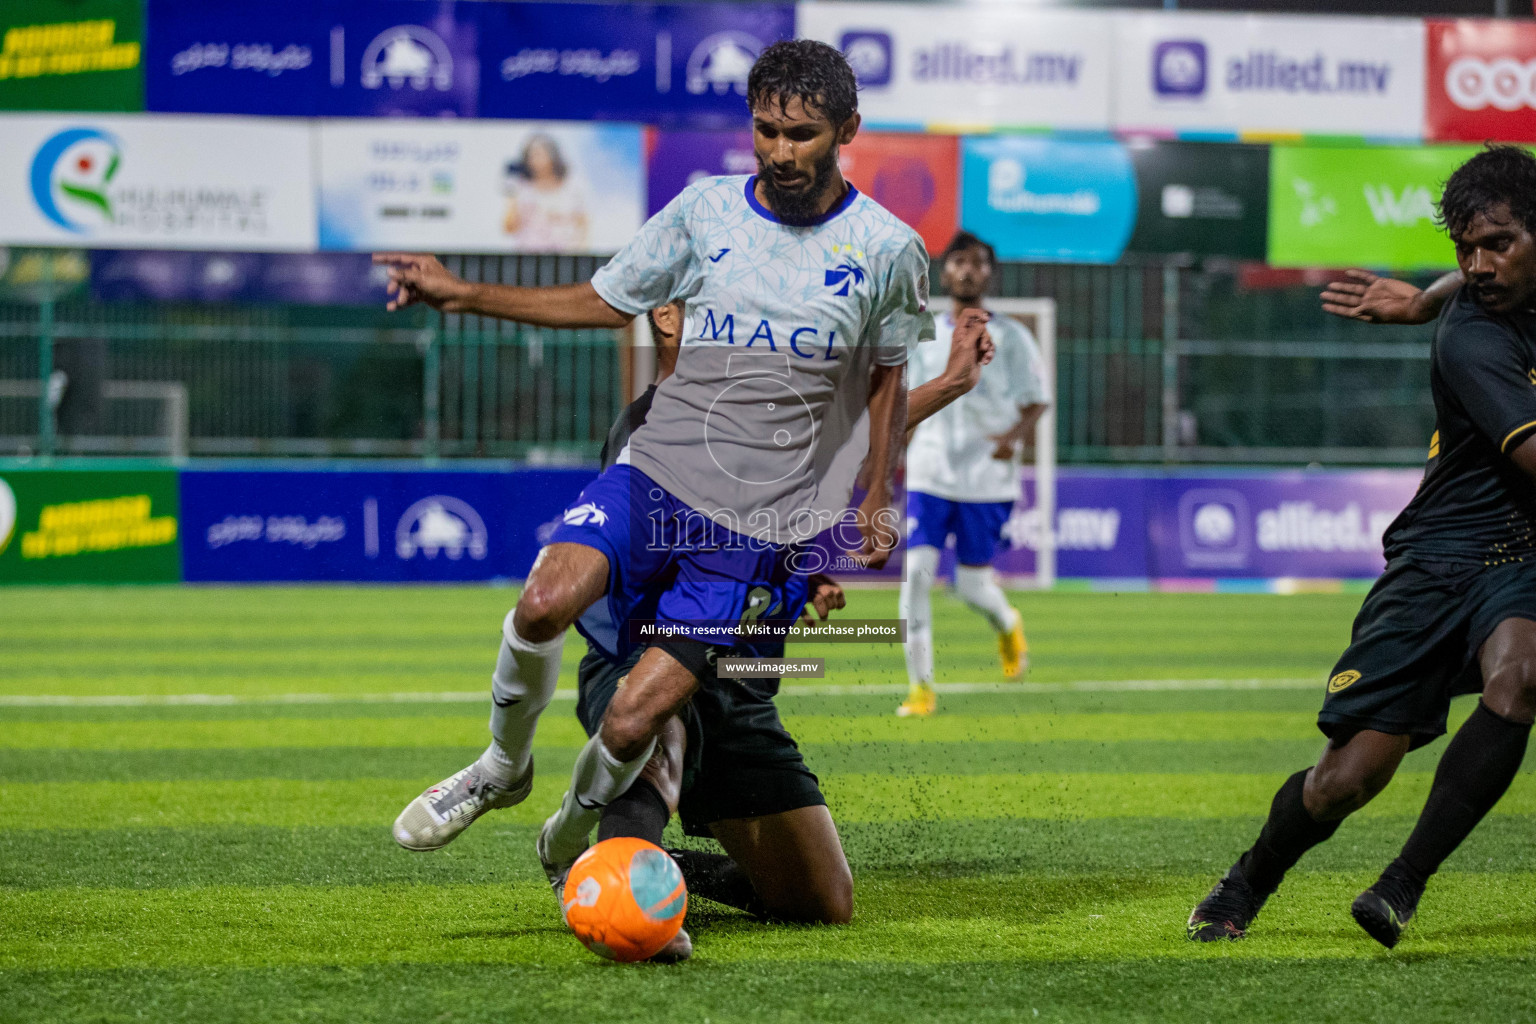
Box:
[758,146,841,225]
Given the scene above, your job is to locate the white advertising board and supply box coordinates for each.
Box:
[0,114,317,251]
[1113,13,1426,139]
[317,119,644,254]
[797,1,1112,131]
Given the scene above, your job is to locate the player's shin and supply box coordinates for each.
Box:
[484,608,564,785]
[1393,700,1532,886]
[541,733,658,874]
[900,546,938,686]
[668,849,767,918]
[597,779,669,847]
[954,564,1015,633]
[1236,768,1341,897]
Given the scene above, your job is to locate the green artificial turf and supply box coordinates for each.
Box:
[3,585,1533,1023]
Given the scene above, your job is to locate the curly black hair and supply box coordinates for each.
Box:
[941,230,997,269]
[746,39,858,126]
[1437,144,1536,240]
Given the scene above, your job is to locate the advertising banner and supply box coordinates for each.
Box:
[1145,470,1420,579]
[0,113,317,251]
[480,3,793,126]
[0,469,181,584]
[1426,20,1536,144]
[318,118,643,253]
[839,132,958,256]
[959,136,1136,264]
[992,472,1151,581]
[146,0,479,118]
[0,247,89,302]
[1126,141,1268,259]
[1114,13,1425,139]
[798,1,1112,130]
[179,468,592,583]
[1268,144,1473,269]
[646,128,755,216]
[0,0,142,111]
[89,250,388,305]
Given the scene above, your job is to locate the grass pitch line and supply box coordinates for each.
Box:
[0,678,1319,708]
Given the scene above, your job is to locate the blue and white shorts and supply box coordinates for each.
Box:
[905,490,1014,567]
[548,464,809,661]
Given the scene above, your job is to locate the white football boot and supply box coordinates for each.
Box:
[393,759,533,851]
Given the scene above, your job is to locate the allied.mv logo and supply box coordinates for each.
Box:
[395,495,488,560]
[29,127,121,233]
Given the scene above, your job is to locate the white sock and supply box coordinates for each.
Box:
[543,733,656,864]
[900,545,939,686]
[481,607,563,786]
[954,565,1017,634]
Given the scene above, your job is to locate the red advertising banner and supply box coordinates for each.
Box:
[838,132,958,255]
[1427,19,1536,143]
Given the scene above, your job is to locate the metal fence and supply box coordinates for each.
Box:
[0,255,1442,466]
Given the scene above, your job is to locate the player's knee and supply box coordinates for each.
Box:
[512,581,574,642]
[1305,761,1393,820]
[1482,658,1536,723]
[599,705,659,763]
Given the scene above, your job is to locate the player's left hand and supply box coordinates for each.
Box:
[800,573,847,627]
[987,433,1017,461]
[1320,269,1431,325]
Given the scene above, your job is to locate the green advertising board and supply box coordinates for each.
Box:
[0,0,143,111]
[1269,145,1478,270]
[0,469,181,583]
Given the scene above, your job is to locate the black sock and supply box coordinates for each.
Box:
[668,849,766,918]
[597,779,669,846]
[1235,768,1342,897]
[1395,701,1531,885]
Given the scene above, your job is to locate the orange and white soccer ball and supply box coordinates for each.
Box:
[562,837,688,962]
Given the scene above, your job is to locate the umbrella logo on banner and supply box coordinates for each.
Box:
[28,127,121,233]
[686,31,763,96]
[361,25,453,91]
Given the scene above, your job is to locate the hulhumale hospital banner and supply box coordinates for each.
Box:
[1268,144,1474,270]
[799,1,1112,131]
[317,118,644,253]
[0,113,317,251]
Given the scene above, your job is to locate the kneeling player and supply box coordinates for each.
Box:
[1188,146,1536,948]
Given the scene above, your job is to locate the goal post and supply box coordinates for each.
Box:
[985,298,1058,590]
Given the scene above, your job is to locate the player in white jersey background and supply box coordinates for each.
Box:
[373,41,983,958]
[897,232,1050,718]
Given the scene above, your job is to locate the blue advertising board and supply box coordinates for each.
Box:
[145,0,793,124]
[479,3,793,126]
[91,251,388,305]
[959,136,1137,264]
[147,0,480,117]
[179,468,592,582]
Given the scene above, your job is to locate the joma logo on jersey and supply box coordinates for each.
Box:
[697,308,841,361]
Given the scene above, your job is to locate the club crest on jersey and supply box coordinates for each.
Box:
[1328,669,1361,693]
[563,502,608,527]
[824,245,867,296]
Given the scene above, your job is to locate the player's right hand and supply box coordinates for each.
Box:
[1320,270,1432,325]
[944,308,993,394]
[373,253,472,312]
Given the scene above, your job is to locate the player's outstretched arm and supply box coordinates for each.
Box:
[906,308,994,431]
[373,253,633,329]
[1320,269,1462,325]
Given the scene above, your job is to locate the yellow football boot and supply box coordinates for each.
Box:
[896,681,937,717]
[999,609,1028,680]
